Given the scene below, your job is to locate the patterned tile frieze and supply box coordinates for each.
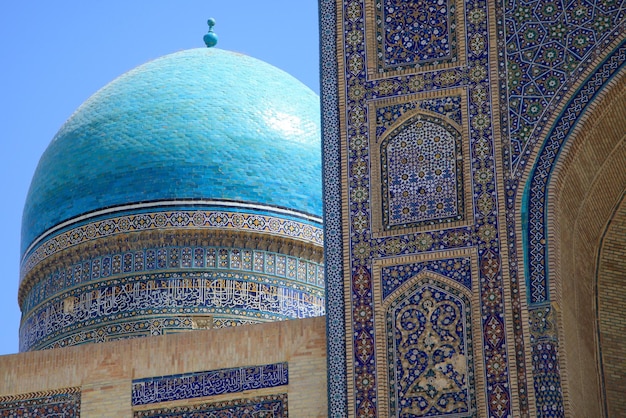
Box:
[372,228,473,258]
[20,272,325,351]
[132,363,288,405]
[21,245,324,313]
[134,393,288,418]
[385,283,475,417]
[20,209,323,283]
[39,316,259,350]
[330,0,512,413]
[0,387,80,417]
[364,68,469,100]
[372,0,464,74]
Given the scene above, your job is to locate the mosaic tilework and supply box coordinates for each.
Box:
[325,0,510,414]
[386,284,474,417]
[323,0,626,414]
[132,363,287,405]
[319,0,348,415]
[375,0,460,71]
[21,245,324,313]
[525,43,626,305]
[381,114,464,229]
[528,306,563,417]
[504,0,626,170]
[20,272,325,351]
[501,0,626,171]
[380,257,472,298]
[497,2,626,417]
[134,393,288,418]
[0,387,80,417]
[498,39,626,416]
[21,209,323,282]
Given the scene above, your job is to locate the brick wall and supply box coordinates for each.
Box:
[0,316,327,417]
[548,69,626,416]
[597,195,626,417]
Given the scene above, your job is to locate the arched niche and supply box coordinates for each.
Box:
[373,111,467,236]
[544,66,626,417]
[376,271,480,417]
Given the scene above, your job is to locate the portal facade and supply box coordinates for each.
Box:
[321,0,626,416]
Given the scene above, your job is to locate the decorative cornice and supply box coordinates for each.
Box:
[20,209,323,287]
[19,224,324,306]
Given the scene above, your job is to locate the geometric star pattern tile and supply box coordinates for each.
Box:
[381,114,464,229]
[503,0,626,170]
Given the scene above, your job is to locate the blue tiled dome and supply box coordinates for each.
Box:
[21,48,321,255]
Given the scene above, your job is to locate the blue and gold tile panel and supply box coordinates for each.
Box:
[371,0,465,74]
[528,306,564,416]
[380,114,465,229]
[371,249,483,416]
[380,256,472,299]
[134,393,288,417]
[375,95,463,138]
[0,387,80,417]
[385,283,475,417]
[369,98,470,236]
[132,363,288,405]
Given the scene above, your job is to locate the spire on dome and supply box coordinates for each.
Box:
[203,18,218,48]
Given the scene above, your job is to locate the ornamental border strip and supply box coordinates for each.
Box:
[21,210,324,282]
[133,393,288,418]
[320,0,348,415]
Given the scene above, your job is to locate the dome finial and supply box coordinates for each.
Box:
[204,18,218,48]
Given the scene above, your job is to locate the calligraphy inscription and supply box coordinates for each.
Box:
[132,362,288,405]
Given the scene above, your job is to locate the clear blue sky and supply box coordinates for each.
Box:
[0,1,320,355]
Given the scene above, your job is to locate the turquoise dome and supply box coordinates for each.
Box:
[21,48,322,255]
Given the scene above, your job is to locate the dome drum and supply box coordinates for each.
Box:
[19,210,324,351]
